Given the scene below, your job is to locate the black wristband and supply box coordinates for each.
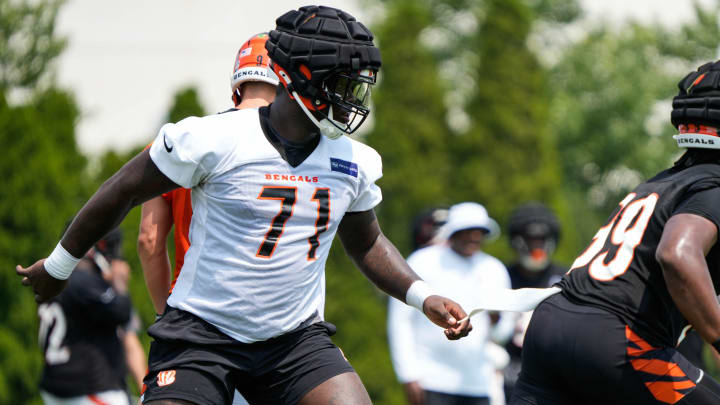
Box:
[712,338,720,354]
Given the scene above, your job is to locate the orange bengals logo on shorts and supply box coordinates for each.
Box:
[157,370,176,387]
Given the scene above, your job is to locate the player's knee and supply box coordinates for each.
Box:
[137,230,158,256]
[298,372,371,405]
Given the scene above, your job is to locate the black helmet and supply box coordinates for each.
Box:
[671,60,720,150]
[266,5,382,138]
[508,203,560,272]
[508,203,560,241]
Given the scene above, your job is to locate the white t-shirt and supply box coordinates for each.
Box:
[387,244,513,397]
[149,108,382,342]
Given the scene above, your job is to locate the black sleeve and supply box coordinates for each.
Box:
[63,269,132,327]
[673,187,720,232]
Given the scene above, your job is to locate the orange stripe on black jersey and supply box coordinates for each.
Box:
[626,325,656,356]
[643,380,696,404]
[626,326,697,404]
[630,358,688,377]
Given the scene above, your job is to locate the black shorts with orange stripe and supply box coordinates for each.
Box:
[510,293,720,405]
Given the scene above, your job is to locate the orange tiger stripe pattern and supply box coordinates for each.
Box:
[626,326,696,404]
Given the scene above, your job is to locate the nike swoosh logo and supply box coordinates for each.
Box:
[163,134,173,153]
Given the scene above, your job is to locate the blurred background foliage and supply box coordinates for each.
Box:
[2,0,720,403]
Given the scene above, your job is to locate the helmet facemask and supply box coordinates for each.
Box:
[511,222,557,273]
[277,66,376,140]
[315,68,375,138]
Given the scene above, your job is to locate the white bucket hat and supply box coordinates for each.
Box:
[436,202,500,242]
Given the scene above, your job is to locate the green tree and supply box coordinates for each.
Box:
[548,2,720,243]
[0,88,88,404]
[0,0,66,91]
[365,0,453,254]
[449,0,574,261]
[167,86,206,123]
[0,2,80,402]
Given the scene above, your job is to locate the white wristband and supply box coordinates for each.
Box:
[405,280,436,312]
[44,242,81,280]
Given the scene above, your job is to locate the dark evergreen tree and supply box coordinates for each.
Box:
[167,86,206,123]
[451,0,574,260]
[365,0,453,254]
[0,88,88,405]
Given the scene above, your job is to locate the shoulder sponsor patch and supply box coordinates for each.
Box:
[330,158,358,177]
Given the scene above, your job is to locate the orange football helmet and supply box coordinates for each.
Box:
[230,32,279,104]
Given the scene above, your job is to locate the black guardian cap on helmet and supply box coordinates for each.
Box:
[508,203,560,241]
[671,60,720,150]
[266,6,382,139]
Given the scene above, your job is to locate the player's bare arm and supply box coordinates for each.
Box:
[657,213,720,344]
[17,149,179,302]
[337,210,472,340]
[138,196,174,314]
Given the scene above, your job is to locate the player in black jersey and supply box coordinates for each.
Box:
[38,228,136,405]
[510,61,720,405]
[506,203,566,290]
[503,203,566,400]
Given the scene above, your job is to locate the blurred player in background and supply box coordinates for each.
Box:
[505,203,565,290]
[137,32,279,316]
[19,6,471,405]
[409,207,448,252]
[388,202,512,405]
[511,61,720,404]
[38,228,144,405]
[502,203,565,399]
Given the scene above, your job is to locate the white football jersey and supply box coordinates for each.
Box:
[149,109,382,342]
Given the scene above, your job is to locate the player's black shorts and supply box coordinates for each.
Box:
[510,293,720,405]
[140,307,355,405]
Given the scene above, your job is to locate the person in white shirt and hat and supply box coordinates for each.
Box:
[388,202,514,405]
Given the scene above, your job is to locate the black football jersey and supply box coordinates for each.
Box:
[38,260,132,397]
[507,262,566,290]
[558,163,720,347]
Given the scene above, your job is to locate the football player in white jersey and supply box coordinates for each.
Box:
[17,6,472,405]
[137,32,278,405]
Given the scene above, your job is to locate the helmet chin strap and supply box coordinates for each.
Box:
[290,91,344,140]
[277,69,345,140]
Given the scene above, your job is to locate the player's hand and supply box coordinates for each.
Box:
[402,381,425,405]
[16,259,67,303]
[422,295,473,340]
